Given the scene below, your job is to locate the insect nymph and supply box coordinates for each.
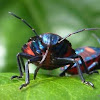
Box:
[9,12,100,89]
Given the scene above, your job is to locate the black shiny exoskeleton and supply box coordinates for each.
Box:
[9,12,100,89]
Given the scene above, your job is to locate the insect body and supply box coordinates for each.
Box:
[9,12,100,89]
[61,46,100,75]
[23,33,75,70]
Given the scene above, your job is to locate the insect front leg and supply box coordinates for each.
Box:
[19,56,42,89]
[19,61,29,89]
[20,56,25,71]
[54,57,94,87]
[11,53,33,80]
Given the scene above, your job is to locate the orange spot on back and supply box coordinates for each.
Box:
[85,47,95,53]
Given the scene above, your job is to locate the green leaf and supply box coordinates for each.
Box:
[0,72,100,100]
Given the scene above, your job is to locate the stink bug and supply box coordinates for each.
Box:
[9,12,100,89]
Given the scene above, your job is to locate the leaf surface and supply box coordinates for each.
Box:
[0,72,100,100]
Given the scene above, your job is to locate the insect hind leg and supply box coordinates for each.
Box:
[59,64,74,76]
[88,62,99,74]
[54,57,94,87]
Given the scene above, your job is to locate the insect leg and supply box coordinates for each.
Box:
[34,66,41,80]
[55,57,85,81]
[20,56,25,71]
[74,60,94,87]
[59,64,74,76]
[88,62,99,74]
[11,53,33,80]
[72,54,90,74]
[72,54,99,74]
[54,57,94,87]
[19,61,29,89]
[19,56,42,89]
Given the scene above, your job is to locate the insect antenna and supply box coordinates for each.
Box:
[58,28,100,43]
[92,34,100,44]
[8,12,38,36]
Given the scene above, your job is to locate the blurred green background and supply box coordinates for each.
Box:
[0,0,100,73]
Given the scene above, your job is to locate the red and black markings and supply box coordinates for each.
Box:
[9,12,100,89]
[61,46,100,74]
